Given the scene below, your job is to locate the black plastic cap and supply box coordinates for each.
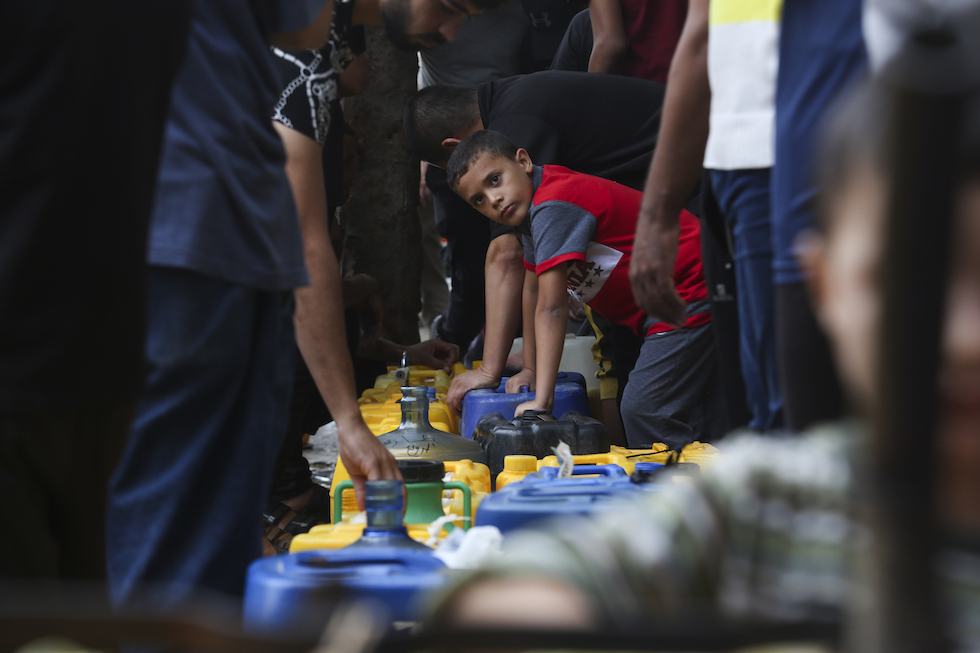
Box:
[397,459,446,483]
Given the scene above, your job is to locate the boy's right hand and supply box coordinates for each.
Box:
[447,367,501,416]
[505,368,536,394]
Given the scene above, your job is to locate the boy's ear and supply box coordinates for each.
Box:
[441,137,461,153]
[516,148,533,173]
[796,229,829,323]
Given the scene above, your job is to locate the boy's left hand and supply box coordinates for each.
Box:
[505,368,536,393]
[514,399,550,418]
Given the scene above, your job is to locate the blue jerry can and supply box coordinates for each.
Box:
[244,547,448,635]
[474,465,648,534]
[460,371,590,440]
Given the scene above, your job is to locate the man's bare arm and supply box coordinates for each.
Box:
[629,0,710,327]
[276,122,401,507]
[587,0,629,74]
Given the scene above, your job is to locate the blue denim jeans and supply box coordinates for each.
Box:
[106,266,295,604]
[620,303,724,449]
[709,168,782,432]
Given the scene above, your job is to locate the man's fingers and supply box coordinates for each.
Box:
[351,475,367,512]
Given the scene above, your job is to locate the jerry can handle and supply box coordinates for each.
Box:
[572,464,627,477]
[441,481,472,531]
[538,464,627,478]
[333,479,355,524]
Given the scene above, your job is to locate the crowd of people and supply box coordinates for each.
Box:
[2,0,979,645]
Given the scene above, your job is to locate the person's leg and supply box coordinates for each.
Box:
[106,266,295,604]
[775,282,845,429]
[585,307,643,447]
[620,313,721,449]
[427,166,490,348]
[709,168,782,432]
[697,172,753,433]
[0,404,134,579]
[772,0,865,430]
[419,202,449,329]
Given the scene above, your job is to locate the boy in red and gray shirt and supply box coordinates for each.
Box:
[448,130,722,448]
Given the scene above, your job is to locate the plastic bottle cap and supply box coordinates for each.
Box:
[398,459,446,483]
[503,455,538,471]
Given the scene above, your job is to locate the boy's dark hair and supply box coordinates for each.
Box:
[403,85,481,165]
[446,130,519,189]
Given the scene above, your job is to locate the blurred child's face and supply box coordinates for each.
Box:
[804,165,980,530]
[455,149,535,227]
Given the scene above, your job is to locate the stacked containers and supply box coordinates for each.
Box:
[472,410,610,483]
[245,480,449,634]
[460,372,591,440]
[333,386,488,521]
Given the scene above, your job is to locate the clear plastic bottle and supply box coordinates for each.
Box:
[377,386,488,464]
[346,480,431,550]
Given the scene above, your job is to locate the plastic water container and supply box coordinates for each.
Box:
[294,466,471,550]
[337,461,471,532]
[473,410,610,481]
[610,442,721,472]
[290,522,435,552]
[377,366,451,394]
[460,371,590,440]
[359,387,458,435]
[509,334,599,389]
[474,466,647,534]
[495,455,538,490]
[522,463,629,483]
[244,547,447,634]
[334,388,487,517]
[536,451,635,475]
[443,459,491,519]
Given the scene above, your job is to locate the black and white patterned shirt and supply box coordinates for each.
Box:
[271,0,364,145]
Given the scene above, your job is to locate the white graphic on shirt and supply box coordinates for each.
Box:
[565,242,623,303]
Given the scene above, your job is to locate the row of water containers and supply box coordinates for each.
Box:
[245,356,718,634]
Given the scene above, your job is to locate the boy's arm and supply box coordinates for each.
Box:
[629,0,710,327]
[505,267,540,393]
[276,122,402,507]
[514,264,568,416]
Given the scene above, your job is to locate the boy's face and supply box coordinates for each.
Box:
[455,149,535,227]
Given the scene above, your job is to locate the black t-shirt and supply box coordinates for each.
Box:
[479,71,665,192]
[549,9,592,73]
[479,71,664,240]
[0,0,190,410]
